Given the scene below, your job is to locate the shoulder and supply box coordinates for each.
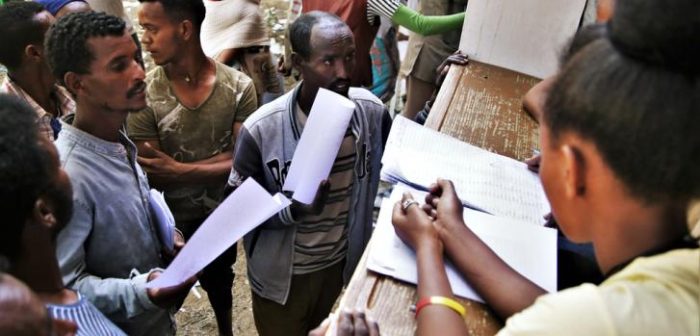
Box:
[242,90,292,130]
[215,61,254,89]
[499,284,614,336]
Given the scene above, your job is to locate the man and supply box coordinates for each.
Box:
[0,93,124,335]
[45,12,192,335]
[128,1,257,334]
[0,2,75,141]
[226,11,392,335]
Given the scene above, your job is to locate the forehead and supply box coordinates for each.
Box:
[138,1,171,23]
[86,32,134,65]
[309,22,354,54]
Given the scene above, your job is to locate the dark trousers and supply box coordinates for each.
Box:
[251,260,345,336]
[179,218,237,312]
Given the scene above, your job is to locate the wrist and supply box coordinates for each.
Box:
[415,236,443,256]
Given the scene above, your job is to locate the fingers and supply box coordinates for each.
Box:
[352,311,369,335]
[338,311,354,336]
[335,311,376,336]
[436,178,456,196]
[308,317,329,336]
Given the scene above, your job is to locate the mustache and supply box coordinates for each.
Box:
[126,81,146,98]
[330,79,350,89]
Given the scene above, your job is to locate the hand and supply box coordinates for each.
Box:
[435,51,469,88]
[162,228,186,263]
[290,180,331,218]
[525,154,541,173]
[137,142,185,180]
[277,55,291,76]
[424,179,465,239]
[309,311,380,336]
[146,271,196,309]
[392,192,441,252]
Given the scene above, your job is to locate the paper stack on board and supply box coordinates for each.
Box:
[382,116,550,226]
[367,185,557,302]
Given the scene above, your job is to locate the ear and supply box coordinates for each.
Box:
[291,51,304,71]
[561,145,587,198]
[24,44,43,63]
[63,72,83,97]
[34,198,57,230]
[180,20,193,41]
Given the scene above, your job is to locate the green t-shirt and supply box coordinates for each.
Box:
[127,61,257,222]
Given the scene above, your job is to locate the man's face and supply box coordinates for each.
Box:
[297,22,355,97]
[138,1,183,66]
[77,31,146,112]
[32,11,55,79]
[39,137,73,233]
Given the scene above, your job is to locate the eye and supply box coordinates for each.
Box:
[323,59,332,66]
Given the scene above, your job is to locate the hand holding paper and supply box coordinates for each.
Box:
[283,88,356,204]
[146,178,291,289]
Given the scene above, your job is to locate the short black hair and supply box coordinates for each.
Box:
[544,0,700,203]
[137,0,206,29]
[0,94,53,262]
[45,11,126,86]
[0,1,48,70]
[289,11,347,59]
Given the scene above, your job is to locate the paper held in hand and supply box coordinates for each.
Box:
[367,185,558,302]
[146,178,291,289]
[282,88,356,204]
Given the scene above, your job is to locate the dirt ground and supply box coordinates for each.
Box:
[123,0,291,335]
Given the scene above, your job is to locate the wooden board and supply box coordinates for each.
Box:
[426,62,540,161]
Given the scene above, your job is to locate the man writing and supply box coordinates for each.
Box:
[226,11,392,335]
[46,12,192,335]
[127,0,257,334]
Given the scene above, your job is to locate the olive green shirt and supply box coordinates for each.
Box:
[127,61,257,222]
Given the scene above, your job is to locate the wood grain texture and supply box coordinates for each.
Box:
[339,61,541,336]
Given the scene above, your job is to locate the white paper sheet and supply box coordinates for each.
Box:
[459,0,586,79]
[283,88,356,204]
[367,185,557,302]
[147,178,291,288]
[382,116,549,226]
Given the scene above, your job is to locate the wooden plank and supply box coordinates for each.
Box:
[434,62,540,161]
[338,237,503,335]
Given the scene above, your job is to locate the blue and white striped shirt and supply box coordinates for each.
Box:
[47,292,126,336]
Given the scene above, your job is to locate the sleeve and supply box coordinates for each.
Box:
[56,199,160,318]
[227,126,299,227]
[126,106,159,140]
[391,5,465,36]
[366,0,401,25]
[380,107,393,150]
[235,80,258,123]
[497,284,615,336]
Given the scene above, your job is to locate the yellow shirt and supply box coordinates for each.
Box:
[499,249,699,336]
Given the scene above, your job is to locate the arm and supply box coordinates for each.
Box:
[425,179,547,320]
[134,140,234,189]
[367,0,465,36]
[57,200,160,316]
[392,193,467,336]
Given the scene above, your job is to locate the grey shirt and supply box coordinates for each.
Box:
[55,120,173,336]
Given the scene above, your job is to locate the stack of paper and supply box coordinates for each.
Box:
[367,185,557,302]
[382,116,549,226]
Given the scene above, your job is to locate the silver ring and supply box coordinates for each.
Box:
[402,199,419,211]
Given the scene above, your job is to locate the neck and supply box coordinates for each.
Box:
[8,67,56,115]
[73,104,126,142]
[592,200,687,274]
[297,82,317,116]
[11,240,75,305]
[165,44,210,85]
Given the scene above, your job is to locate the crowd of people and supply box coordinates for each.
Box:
[0,0,697,335]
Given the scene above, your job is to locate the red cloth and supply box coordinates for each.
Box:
[302,0,378,87]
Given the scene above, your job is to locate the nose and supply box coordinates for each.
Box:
[131,57,145,81]
[334,59,351,80]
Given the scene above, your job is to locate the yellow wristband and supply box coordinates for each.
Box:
[414,296,466,317]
